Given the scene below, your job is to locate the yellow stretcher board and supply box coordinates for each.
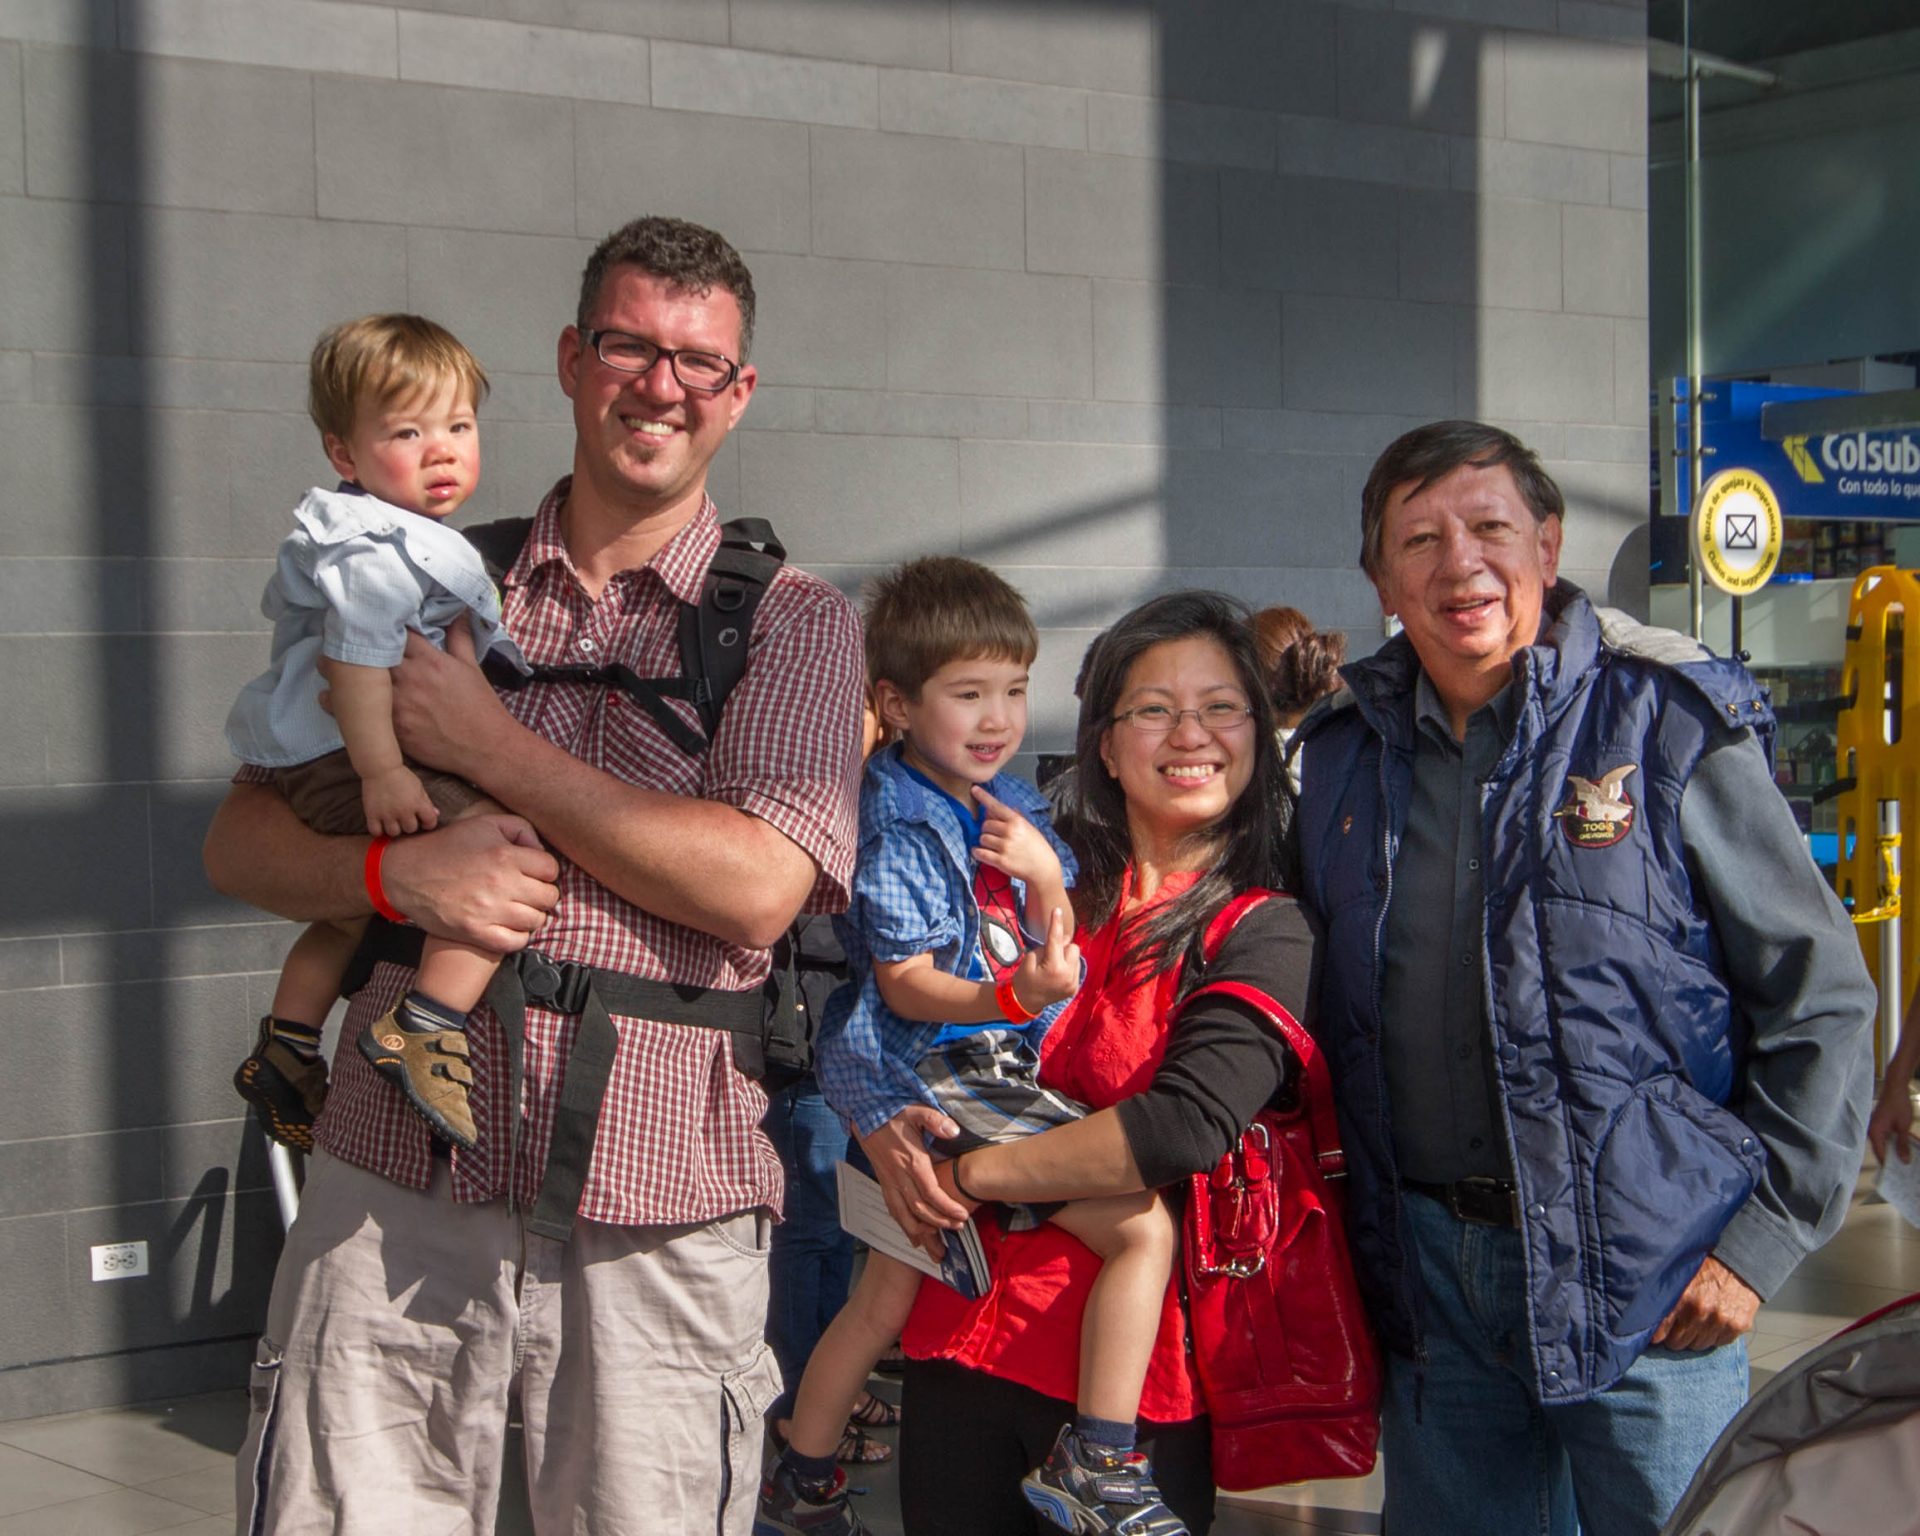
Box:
[1836,567,1920,1013]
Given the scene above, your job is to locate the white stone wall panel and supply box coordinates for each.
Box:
[575,102,812,253]
[884,265,1094,399]
[651,39,877,129]
[315,76,575,234]
[397,11,652,104]
[811,126,1025,268]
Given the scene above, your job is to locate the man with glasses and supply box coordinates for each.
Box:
[208,217,866,1534]
[1293,420,1872,1536]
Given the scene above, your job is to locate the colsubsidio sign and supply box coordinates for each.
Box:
[1816,432,1920,480]
[1674,381,1920,520]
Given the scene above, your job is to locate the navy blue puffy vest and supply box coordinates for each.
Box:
[1297,586,1774,1403]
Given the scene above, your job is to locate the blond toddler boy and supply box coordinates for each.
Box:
[226,314,528,1152]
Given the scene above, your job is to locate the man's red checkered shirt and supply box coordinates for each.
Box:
[240,482,864,1225]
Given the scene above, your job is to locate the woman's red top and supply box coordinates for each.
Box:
[900,869,1207,1423]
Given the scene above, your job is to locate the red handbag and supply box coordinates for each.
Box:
[1179,893,1382,1492]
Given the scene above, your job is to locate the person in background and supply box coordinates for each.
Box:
[1868,987,1920,1166]
[763,700,900,1468]
[1250,605,1345,794]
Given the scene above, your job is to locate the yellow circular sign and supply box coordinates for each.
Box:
[1693,468,1782,596]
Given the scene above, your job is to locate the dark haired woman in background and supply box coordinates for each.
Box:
[1252,606,1347,793]
[886,591,1315,1535]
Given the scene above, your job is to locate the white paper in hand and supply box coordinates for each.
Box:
[835,1161,991,1299]
[1876,1146,1920,1229]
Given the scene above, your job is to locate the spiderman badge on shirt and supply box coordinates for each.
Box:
[973,862,1026,985]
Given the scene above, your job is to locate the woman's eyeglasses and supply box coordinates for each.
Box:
[1110,702,1255,734]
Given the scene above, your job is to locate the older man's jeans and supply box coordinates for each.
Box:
[763,1076,855,1423]
[1382,1189,1747,1536]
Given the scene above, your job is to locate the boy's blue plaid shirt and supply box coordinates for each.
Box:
[815,743,1078,1138]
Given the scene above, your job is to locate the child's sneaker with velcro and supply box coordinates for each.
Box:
[1020,1424,1189,1536]
[356,1003,477,1148]
[754,1460,872,1536]
[233,1015,329,1152]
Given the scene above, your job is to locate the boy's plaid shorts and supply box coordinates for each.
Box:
[914,1029,1087,1231]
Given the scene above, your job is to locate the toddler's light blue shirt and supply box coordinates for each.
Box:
[225,484,528,768]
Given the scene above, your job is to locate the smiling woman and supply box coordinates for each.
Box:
[1097,637,1257,877]
[892,591,1317,1536]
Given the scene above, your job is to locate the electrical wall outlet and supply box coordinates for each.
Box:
[90,1241,149,1282]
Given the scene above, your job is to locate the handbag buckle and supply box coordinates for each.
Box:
[1195,1121,1274,1280]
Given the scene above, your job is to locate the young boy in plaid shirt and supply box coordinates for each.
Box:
[760,557,1187,1536]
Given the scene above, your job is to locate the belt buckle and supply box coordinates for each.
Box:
[1448,1176,1519,1228]
[519,952,592,1014]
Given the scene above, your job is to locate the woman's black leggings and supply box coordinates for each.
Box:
[897,1357,1216,1534]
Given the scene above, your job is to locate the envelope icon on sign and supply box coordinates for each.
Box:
[1725,512,1758,550]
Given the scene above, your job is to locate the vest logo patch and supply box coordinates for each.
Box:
[1554,764,1637,848]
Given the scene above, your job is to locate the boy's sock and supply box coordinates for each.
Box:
[398,990,468,1035]
[1071,1415,1137,1457]
[781,1445,840,1499]
[267,1017,324,1059]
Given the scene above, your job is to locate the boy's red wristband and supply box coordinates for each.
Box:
[995,975,1038,1025]
[364,836,407,924]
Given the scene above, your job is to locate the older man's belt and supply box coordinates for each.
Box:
[1403,1176,1521,1228]
[343,919,768,1241]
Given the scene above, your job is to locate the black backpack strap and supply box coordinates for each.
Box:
[678,517,785,741]
[481,657,709,757]
[467,515,786,760]
[462,516,534,585]
[488,957,619,1243]
[345,920,769,1240]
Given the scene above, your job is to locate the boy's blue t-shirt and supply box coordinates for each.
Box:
[813,742,1078,1138]
[896,760,989,989]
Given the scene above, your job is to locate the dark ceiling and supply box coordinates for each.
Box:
[1648,1,1920,63]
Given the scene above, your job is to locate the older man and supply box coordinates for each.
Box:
[206,217,865,1534]
[1294,420,1873,1536]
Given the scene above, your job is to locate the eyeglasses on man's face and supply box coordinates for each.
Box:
[1111,701,1256,734]
[582,329,740,393]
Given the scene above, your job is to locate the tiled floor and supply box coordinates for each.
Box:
[1,1160,1911,1536]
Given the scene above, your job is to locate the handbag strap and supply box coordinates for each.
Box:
[1180,890,1345,1178]
[1187,979,1342,1178]
[1198,888,1274,960]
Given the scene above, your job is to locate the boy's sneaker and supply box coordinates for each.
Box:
[1020,1425,1190,1536]
[356,1005,478,1148]
[754,1461,871,1536]
[233,1016,328,1152]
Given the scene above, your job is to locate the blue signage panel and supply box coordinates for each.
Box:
[1674,380,1920,522]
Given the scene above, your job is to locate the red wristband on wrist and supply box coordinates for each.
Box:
[995,974,1038,1025]
[364,835,407,924]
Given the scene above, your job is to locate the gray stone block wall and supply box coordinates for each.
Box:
[0,0,1647,1415]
